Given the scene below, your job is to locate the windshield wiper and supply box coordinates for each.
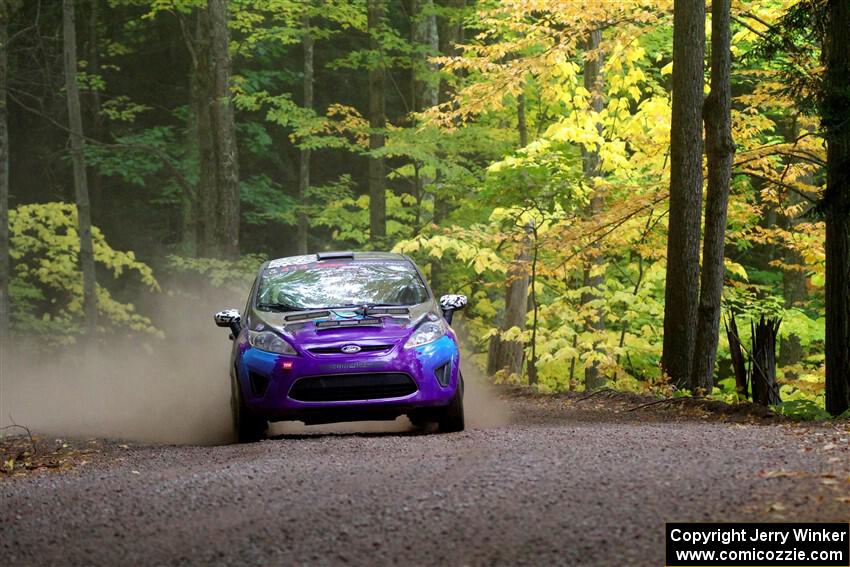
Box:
[318,303,411,314]
[256,302,300,312]
[321,304,362,310]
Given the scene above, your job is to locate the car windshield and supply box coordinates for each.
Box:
[256,260,429,311]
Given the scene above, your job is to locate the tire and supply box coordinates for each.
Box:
[437,373,465,433]
[231,371,267,443]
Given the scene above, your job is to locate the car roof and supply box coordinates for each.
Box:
[264,251,411,270]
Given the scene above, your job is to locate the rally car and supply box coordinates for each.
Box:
[214,251,468,442]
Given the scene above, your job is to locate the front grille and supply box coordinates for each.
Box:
[308,344,392,355]
[288,373,417,402]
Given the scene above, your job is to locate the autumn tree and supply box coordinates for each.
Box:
[662,0,704,388]
[581,29,606,391]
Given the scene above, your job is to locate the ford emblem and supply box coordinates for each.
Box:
[341,344,361,354]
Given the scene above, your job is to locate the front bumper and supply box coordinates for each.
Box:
[235,335,460,422]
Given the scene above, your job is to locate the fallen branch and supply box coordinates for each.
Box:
[626,396,705,412]
[577,387,617,401]
[1,420,36,457]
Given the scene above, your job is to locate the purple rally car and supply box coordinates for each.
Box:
[214,251,469,442]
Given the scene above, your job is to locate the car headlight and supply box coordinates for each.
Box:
[404,319,447,349]
[248,330,297,355]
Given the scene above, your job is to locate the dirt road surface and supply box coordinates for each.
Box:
[2,383,849,566]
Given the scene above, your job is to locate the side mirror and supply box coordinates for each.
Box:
[214,309,242,339]
[439,294,467,324]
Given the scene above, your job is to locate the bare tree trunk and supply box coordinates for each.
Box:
[662,0,704,388]
[194,0,239,259]
[297,15,313,255]
[64,0,98,334]
[0,2,10,343]
[690,0,734,394]
[487,227,531,377]
[823,0,850,416]
[751,316,782,407]
[725,314,748,401]
[368,0,386,246]
[581,29,606,391]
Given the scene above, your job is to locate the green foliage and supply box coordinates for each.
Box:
[316,190,423,247]
[241,175,296,226]
[7,0,832,414]
[166,254,266,294]
[8,203,161,342]
[773,399,832,421]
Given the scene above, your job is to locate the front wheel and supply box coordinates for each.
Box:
[437,375,465,433]
[231,372,267,443]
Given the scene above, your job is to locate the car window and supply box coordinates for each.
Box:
[256,260,428,311]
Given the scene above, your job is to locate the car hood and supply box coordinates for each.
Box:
[249,301,436,349]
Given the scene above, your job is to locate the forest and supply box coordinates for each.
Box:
[0,0,848,418]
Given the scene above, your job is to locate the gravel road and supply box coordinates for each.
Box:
[2,383,848,567]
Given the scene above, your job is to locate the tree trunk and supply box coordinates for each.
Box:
[487,227,531,378]
[297,15,313,255]
[662,0,704,389]
[368,0,386,246]
[87,0,103,213]
[725,314,748,401]
[193,8,215,256]
[412,0,439,112]
[0,2,10,343]
[779,194,806,372]
[517,92,528,147]
[430,0,464,293]
[209,0,239,258]
[690,0,734,394]
[751,316,782,407]
[63,0,98,334]
[194,0,240,259]
[411,0,438,246]
[485,94,531,378]
[527,228,539,386]
[581,29,607,391]
[823,0,850,416]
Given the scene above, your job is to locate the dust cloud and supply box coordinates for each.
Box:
[0,288,241,445]
[0,290,509,445]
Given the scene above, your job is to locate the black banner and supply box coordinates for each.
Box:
[666,523,850,566]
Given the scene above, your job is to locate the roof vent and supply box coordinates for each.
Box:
[316,251,355,261]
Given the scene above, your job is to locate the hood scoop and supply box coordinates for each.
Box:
[315,317,383,331]
[365,306,409,316]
